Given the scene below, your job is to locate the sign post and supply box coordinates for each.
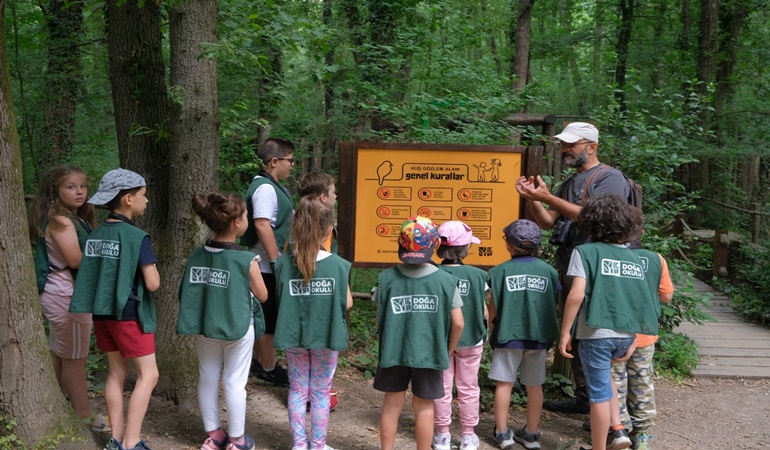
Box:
[338,142,542,269]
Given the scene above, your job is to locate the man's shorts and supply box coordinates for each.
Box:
[488,348,547,386]
[580,337,635,403]
[94,320,155,358]
[40,291,92,360]
[261,272,278,335]
[373,365,444,400]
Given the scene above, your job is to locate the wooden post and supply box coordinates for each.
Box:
[751,203,760,244]
[713,229,729,278]
[672,213,686,238]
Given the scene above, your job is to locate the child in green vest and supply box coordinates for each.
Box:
[488,219,560,450]
[558,194,664,450]
[432,221,488,450]
[297,172,338,254]
[70,169,160,450]
[177,192,269,450]
[611,206,673,450]
[242,138,296,386]
[27,165,109,432]
[373,216,465,450]
[273,197,353,450]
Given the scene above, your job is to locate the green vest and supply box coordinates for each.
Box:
[70,222,156,333]
[576,243,661,335]
[241,176,294,250]
[273,254,351,351]
[34,217,90,293]
[437,264,487,347]
[177,247,265,340]
[488,258,560,345]
[376,266,457,370]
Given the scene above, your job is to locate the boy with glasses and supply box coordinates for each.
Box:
[242,138,296,386]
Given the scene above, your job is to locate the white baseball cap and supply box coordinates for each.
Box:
[554,122,599,143]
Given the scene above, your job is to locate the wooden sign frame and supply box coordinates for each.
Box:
[338,142,543,269]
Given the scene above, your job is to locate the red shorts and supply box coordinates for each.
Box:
[94,320,155,358]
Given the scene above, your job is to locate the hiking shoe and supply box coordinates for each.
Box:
[125,440,151,450]
[492,427,516,450]
[257,364,290,386]
[226,434,255,450]
[513,427,541,449]
[201,433,229,450]
[607,428,632,449]
[432,431,451,450]
[103,438,125,450]
[631,432,651,450]
[544,397,590,414]
[460,433,480,450]
[87,413,112,432]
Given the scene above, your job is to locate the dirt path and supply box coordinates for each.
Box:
[97,367,769,450]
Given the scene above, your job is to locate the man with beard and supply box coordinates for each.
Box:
[515,122,630,416]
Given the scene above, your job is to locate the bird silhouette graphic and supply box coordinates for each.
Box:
[377,161,393,186]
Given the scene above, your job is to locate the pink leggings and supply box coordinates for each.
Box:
[286,348,338,449]
[434,345,483,435]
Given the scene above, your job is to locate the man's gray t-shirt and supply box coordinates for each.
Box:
[553,164,630,270]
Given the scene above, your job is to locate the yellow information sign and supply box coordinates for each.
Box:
[339,143,541,268]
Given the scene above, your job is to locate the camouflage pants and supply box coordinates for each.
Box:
[611,344,656,432]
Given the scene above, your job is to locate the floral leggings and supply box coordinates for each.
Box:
[286,348,338,450]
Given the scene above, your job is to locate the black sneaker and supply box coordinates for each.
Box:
[249,360,265,377]
[606,428,632,450]
[513,427,541,449]
[544,397,590,414]
[257,364,290,386]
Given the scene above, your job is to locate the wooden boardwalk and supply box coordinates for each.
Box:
[676,278,770,378]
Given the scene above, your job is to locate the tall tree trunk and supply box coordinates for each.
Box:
[106,0,171,237]
[680,0,692,51]
[40,0,83,169]
[697,0,718,121]
[649,2,667,91]
[713,0,747,142]
[320,0,336,171]
[511,0,535,94]
[614,0,635,113]
[560,0,585,115]
[152,0,221,409]
[0,3,94,446]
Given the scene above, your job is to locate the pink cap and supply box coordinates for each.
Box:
[437,221,481,247]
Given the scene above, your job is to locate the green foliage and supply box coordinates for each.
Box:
[717,244,770,325]
[654,330,700,380]
[657,261,714,333]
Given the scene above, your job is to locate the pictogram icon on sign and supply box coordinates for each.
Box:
[377,225,390,236]
[417,207,431,217]
[457,208,471,219]
[377,206,392,218]
[418,189,432,200]
[377,188,392,199]
[458,189,472,201]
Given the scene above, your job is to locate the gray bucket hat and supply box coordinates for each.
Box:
[88,168,146,206]
[504,219,542,250]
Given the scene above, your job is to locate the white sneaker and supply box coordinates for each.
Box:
[432,431,452,450]
[460,433,480,450]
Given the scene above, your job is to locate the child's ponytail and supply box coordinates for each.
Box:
[290,196,334,283]
[191,192,246,234]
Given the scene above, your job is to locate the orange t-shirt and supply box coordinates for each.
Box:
[637,255,674,347]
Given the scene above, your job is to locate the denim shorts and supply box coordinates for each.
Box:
[579,337,635,403]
